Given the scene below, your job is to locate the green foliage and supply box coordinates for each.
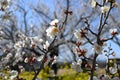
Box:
[19,71,34,80]
[0,65,89,80]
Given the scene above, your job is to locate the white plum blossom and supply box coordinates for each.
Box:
[0,0,11,10]
[31,36,43,44]
[50,19,59,26]
[74,30,84,41]
[52,56,58,65]
[43,41,50,50]
[93,43,102,54]
[93,76,98,80]
[24,57,29,63]
[36,55,44,61]
[72,59,83,72]
[77,59,82,65]
[118,64,120,70]
[100,75,110,80]
[109,67,117,74]
[9,70,18,80]
[91,0,97,8]
[7,0,11,3]
[0,30,4,36]
[101,6,110,13]
[46,26,59,38]
[14,41,22,49]
[5,53,13,60]
[109,28,117,35]
[113,2,119,8]
[112,77,120,80]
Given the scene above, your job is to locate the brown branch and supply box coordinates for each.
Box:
[99,3,113,36]
[101,35,115,42]
[60,0,70,38]
[84,34,94,45]
[90,53,98,80]
[32,55,46,80]
[61,0,69,29]
[84,18,97,36]
[32,36,57,80]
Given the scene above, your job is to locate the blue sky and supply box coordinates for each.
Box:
[9,0,120,61]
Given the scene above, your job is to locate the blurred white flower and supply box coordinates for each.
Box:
[19,65,25,72]
[6,53,13,59]
[14,41,23,49]
[52,56,58,65]
[101,6,110,13]
[7,0,11,3]
[118,64,120,70]
[74,30,84,41]
[109,28,118,35]
[112,77,120,80]
[54,56,57,60]
[72,59,83,72]
[93,43,102,54]
[93,76,98,80]
[101,75,110,80]
[9,70,18,80]
[113,2,119,8]
[25,37,30,41]
[77,59,82,65]
[50,19,59,26]
[0,30,4,36]
[36,55,44,61]
[109,67,117,74]
[0,0,10,10]
[46,26,59,38]
[91,0,97,8]
[32,36,43,44]
[43,41,50,50]
[24,57,29,63]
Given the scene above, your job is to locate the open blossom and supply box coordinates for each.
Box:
[0,30,4,35]
[109,28,118,35]
[93,43,102,54]
[5,53,13,60]
[72,59,83,72]
[31,36,43,44]
[74,30,84,41]
[14,41,23,49]
[52,56,58,65]
[112,77,120,80]
[0,0,11,10]
[76,47,87,57]
[113,2,119,8]
[24,57,36,64]
[91,0,97,8]
[24,57,29,63]
[50,19,59,26]
[101,6,110,13]
[43,41,50,50]
[46,26,59,38]
[36,55,44,61]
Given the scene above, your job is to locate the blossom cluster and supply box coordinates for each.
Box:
[91,0,118,13]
